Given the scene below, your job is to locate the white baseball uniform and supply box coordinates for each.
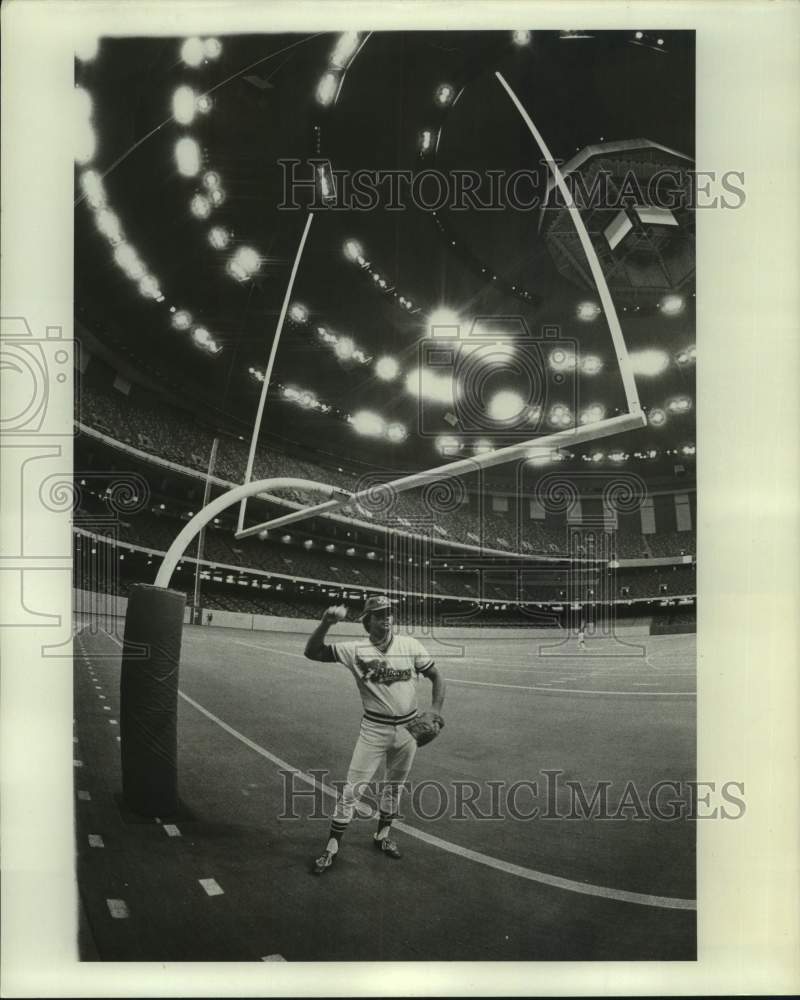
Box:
[328,634,434,829]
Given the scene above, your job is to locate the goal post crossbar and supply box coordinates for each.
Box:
[234,411,645,540]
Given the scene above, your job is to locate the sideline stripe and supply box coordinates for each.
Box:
[450,678,696,698]
[177,689,695,911]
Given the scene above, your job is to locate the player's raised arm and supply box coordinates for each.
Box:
[304,605,346,661]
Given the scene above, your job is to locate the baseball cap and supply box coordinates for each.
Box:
[358,594,394,621]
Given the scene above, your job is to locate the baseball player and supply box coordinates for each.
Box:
[304,594,446,875]
[577,621,586,651]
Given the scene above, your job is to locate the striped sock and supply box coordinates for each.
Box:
[375,812,395,840]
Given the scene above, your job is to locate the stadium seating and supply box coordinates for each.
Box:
[78,383,696,559]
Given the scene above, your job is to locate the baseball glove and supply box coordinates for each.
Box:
[405,712,445,747]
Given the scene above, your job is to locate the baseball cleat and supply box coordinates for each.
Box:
[373,834,402,859]
[312,849,337,875]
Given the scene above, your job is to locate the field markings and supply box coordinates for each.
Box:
[449,677,695,697]
[177,688,695,911]
[95,627,695,905]
[199,878,224,897]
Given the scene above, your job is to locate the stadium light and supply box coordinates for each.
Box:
[435,84,455,107]
[227,246,260,282]
[204,38,222,58]
[630,349,669,376]
[303,539,313,549]
[488,390,525,421]
[208,226,230,249]
[138,275,161,299]
[375,356,399,381]
[576,301,601,321]
[405,367,455,404]
[209,188,225,207]
[172,86,196,125]
[350,411,385,437]
[659,293,685,315]
[196,94,213,115]
[175,137,201,176]
[74,87,96,164]
[387,422,407,443]
[512,30,531,45]
[95,208,123,245]
[316,72,339,106]
[289,303,308,323]
[548,404,573,427]
[667,396,693,414]
[549,347,577,371]
[180,37,205,67]
[427,307,461,330]
[190,194,211,218]
[343,239,363,262]
[330,32,361,69]
[203,171,221,190]
[435,435,462,456]
[113,243,146,280]
[474,439,493,455]
[581,354,603,375]
[171,310,192,331]
[580,403,606,424]
[332,337,353,361]
[79,170,106,208]
[419,130,433,153]
[648,407,667,427]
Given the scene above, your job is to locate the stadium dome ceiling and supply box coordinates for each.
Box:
[76,29,695,475]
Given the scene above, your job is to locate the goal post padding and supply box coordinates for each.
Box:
[120,583,185,816]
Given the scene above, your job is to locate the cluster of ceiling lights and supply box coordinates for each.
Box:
[172,41,263,286]
[315,32,365,106]
[549,346,604,375]
[647,396,693,427]
[581,442,695,464]
[287,302,371,366]
[630,30,668,53]
[348,411,408,443]
[75,83,172,311]
[342,239,421,314]
[179,36,223,68]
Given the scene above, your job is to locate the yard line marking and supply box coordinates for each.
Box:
[163,824,181,837]
[77,790,91,801]
[449,678,696,697]
[178,690,694,910]
[233,639,307,660]
[261,954,286,961]
[88,834,105,848]
[199,878,224,897]
[106,899,129,919]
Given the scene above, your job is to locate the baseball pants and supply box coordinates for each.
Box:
[332,717,417,825]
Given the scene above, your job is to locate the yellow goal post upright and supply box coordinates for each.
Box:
[119,79,645,817]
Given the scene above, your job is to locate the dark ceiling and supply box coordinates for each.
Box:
[75,29,695,477]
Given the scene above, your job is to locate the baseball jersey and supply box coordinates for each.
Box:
[332,634,434,725]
